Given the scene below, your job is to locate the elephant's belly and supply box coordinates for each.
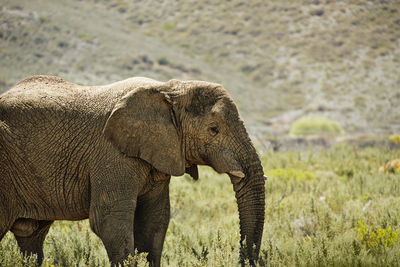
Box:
[20,175,91,221]
[23,197,90,221]
[52,199,90,221]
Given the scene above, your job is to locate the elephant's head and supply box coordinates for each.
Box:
[104,79,265,264]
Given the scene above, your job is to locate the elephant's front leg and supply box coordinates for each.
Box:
[89,167,143,265]
[90,198,136,265]
[134,179,170,267]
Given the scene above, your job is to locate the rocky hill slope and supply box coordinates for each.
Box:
[1,0,399,138]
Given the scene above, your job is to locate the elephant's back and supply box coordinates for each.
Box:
[0,75,107,152]
[0,75,162,112]
[1,75,79,109]
[15,75,73,87]
[0,75,114,124]
[0,75,167,124]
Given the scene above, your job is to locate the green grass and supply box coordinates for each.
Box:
[1,145,400,266]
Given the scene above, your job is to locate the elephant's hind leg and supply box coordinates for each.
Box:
[0,207,14,241]
[134,180,170,267]
[0,225,10,241]
[11,219,53,265]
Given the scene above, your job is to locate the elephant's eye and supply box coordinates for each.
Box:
[209,126,219,136]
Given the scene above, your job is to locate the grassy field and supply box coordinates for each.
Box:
[1,144,400,266]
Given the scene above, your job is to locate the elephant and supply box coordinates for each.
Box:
[0,75,266,266]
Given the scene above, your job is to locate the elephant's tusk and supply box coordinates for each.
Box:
[263,175,268,181]
[228,170,245,178]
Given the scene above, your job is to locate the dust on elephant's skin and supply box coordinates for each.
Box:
[0,75,265,266]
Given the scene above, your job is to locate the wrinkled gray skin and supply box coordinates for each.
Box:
[0,76,265,266]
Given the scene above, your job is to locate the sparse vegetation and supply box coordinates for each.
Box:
[1,145,400,266]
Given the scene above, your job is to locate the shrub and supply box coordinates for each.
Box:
[389,134,400,145]
[379,159,400,173]
[39,16,49,24]
[157,57,170,66]
[355,220,399,253]
[123,251,149,267]
[289,116,344,136]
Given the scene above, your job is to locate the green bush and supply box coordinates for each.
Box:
[289,116,344,136]
[157,57,170,66]
[389,134,400,145]
[355,220,399,253]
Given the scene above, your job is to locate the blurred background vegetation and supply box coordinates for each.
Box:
[1,0,400,266]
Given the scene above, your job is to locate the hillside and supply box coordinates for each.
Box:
[1,0,399,138]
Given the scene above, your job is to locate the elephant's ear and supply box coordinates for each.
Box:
[103,87,185,176]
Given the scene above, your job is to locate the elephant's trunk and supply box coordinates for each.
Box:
[233,152,265,265]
